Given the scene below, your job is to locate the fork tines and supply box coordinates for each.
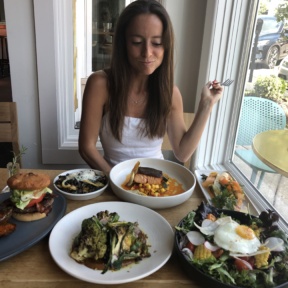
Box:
[221,79,234,86]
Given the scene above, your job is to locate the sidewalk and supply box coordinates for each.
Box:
[234,155,288,222]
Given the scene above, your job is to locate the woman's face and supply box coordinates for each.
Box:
[125,13,165,76]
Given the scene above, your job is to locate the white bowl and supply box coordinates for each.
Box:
[109,158,196,209]
[53,169,108,200]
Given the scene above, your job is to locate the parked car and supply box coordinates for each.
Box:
[278,55,288,81]
[253,15,288,69]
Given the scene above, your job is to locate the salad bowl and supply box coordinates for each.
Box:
[174,202,288,288]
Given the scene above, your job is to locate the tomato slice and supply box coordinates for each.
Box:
[185,242,195,252]
[234,258,253,271]
[26,193,46,208]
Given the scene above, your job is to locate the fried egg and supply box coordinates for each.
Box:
[214,220,261,254]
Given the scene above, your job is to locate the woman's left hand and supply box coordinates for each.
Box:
[201,80,224,107]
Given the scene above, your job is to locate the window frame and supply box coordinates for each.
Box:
[192,0,288,231]
[193,0,287,231]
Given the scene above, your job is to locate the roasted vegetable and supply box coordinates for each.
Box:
[70,217,106,261]
[70,213,114,262]
[104,220,150,273]
[0,222,16,237]
[70,210,150,274]
[0,201,16,237]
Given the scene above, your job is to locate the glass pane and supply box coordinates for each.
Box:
[92,0,126,71]
[233,0,288,222]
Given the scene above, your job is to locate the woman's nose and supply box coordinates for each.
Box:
[141,43,152,57]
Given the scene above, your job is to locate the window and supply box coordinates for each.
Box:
[232,0,288,225]
[74,0,127,128]
[193,0,288,230]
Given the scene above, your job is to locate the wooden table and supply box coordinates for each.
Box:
[0,168,205,288]
[252,130,288,177]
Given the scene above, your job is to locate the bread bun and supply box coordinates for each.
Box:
[12,211,47,222]
[7,172,51,190]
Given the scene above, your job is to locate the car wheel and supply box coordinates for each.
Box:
[266,46,279,69]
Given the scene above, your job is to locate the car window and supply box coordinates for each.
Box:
[260,18,282,35]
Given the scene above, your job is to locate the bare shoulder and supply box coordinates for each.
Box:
[83,70,109,104]
[86,70,108,89]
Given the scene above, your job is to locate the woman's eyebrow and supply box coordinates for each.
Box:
[129,34,162,39]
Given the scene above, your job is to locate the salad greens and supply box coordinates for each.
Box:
[175,202,288,288]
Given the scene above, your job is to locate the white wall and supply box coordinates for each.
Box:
[4,0,207,169]
[4,0,44,168]
[166,0,206,111]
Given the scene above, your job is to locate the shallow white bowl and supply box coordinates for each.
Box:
[53,169,108,200]
[109,158,196,209]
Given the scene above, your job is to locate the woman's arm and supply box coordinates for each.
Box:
[78,71,112,174]
[167,81,223,163]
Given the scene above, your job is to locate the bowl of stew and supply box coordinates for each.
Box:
[109,158,196,209]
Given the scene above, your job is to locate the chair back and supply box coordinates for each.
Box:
[236,96,286,146]
[0,102,21,164]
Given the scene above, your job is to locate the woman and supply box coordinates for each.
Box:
[79,0,223,175]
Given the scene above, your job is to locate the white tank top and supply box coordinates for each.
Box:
[99,113,164,166]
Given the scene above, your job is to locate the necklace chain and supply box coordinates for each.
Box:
[129,95,147,105]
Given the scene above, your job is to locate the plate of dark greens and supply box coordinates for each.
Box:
[174,202,288,288]
[53,169,108,200]
[49,201,174,284]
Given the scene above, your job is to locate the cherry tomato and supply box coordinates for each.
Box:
[26,193,46,208]
[185,242,195,252]
[212,249,224,259]
[234,258,253,271]
[242,256,255,267]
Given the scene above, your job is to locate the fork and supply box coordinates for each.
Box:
[220,79,234,86]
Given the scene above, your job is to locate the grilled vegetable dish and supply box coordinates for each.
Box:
[54,170,107,194]
[175,202,288,288]
[122,161,184,197]
[70,210,151,273]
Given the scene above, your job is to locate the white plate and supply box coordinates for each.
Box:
[49,201,174,284]
[194,170,258,215]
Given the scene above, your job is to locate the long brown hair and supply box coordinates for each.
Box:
[107,0,174,141]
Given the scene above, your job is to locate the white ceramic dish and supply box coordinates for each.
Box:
[109,158,196,209]
[194,169,259,215]
[53,169,108,200]
[49,201,174,284]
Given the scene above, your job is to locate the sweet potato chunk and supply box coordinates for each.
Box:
[0,222,16,237]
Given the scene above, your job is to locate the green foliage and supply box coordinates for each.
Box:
[258,0,269,15]
[7,145,27,176]
[275,2,288,22]
[254,75,287,101]
[244,88,256,96]
[12,145,27,166]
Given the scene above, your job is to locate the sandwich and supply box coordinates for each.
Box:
[7,172,55,222]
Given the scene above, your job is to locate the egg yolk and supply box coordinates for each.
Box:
[235,225,255,240]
